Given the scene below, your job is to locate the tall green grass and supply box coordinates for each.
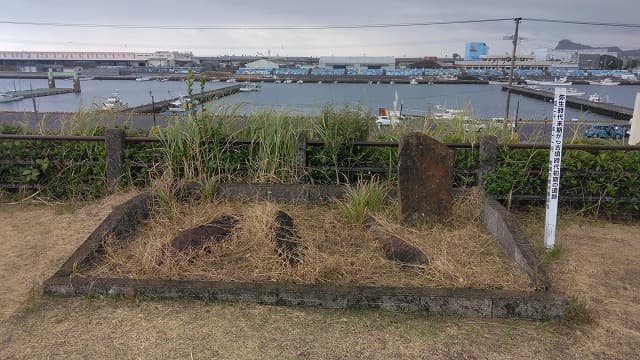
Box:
[336,177,390,224]
[242,110,311,183]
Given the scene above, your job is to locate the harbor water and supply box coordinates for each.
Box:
[1,78,639,121]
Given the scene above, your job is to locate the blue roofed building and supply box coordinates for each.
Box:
[464,42,489,61]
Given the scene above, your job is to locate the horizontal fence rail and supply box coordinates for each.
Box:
[2,134,640,151]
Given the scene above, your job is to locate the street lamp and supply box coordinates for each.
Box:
[149,91,157,127]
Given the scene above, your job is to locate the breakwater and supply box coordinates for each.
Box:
[502,86,633,120]
[124,85,241,113]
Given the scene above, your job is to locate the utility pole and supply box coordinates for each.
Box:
[504,17,522,129]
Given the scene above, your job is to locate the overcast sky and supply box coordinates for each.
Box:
[1,0,638,57]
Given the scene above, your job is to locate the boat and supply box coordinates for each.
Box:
[587,78,620,86]
[135,76,152,82]
[239,83,261,92]
[159,78,170,82]
[375,108,402,126]
[274,80,282,84]
[524,77,572,86]
[283,79,293,84]
[389,81,395,84]
[317,81,323,84]
[225,78,237,83]
[166,96,198,112]
[376,91,403,127]
[565,88,586,97]
[431,105,466,120]
[296,80,303,84]
[0,92,24,103]
[588,93,610,103]
[210,79,220,83]
[409,78,418,85]
[101,92,128,111]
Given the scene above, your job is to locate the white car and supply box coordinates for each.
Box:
[375,115,401,127]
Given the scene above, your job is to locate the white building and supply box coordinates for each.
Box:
[244,59,280,69]
[318,56,395,71]
[455,54,553,71]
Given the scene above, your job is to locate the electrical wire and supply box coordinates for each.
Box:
[0,18,514,30]
[523,18,640,28]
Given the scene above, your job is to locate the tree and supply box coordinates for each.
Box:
[599,55,623,70]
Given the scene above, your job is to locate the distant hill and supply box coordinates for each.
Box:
[554,39,622,53]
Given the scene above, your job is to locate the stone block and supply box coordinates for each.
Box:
[398,132,453,223]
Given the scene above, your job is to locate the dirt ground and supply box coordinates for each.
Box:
[0,194,639,359]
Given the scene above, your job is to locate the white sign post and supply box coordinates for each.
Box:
[544,87,567,249]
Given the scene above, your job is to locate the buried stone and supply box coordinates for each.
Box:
[398,132,453,223]
[274,211,303,266]
[169,214,239,253]
[363,215,429,266]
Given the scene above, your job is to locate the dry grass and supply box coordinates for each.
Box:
[2,194,640,358]
[84,190,532,290]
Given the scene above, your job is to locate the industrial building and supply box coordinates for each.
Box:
[464,42,489,61]
[318,56,395,71]
[0,51,197,72]
[455,54,552,71]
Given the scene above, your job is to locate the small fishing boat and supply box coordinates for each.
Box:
[0,92,24,103]
[525,76,572,86]
[588,93,610,103]
[239,83,261,92]
[101,92,128,111]
[587,78,620,86]
[565,88,586,97]
[135,76,152,82]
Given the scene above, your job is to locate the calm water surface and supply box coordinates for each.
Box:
[2,78,638,121]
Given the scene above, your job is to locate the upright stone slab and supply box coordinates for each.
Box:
[398,132,453,223]
[478,134,498,186]
[105,128,125,192]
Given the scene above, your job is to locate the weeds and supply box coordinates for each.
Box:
[335,177,391,224]
[562,296,593,328]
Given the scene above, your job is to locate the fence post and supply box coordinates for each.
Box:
[296,133,307,182]
[105,128,125,192]
[478,134,498,186]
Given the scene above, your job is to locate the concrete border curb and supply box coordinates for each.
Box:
[43,185,565,320]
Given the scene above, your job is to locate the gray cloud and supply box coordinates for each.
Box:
[0,0,638,56]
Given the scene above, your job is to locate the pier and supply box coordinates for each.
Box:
[124,85,241,113]
[9,88,77,99]
[502,86,633,120]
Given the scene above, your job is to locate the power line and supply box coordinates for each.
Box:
[523,18,640,28]
[0,18,513,30]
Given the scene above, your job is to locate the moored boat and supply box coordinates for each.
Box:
[239,83,261,92]
[101,92,128,111]
[587,78,620,86]
[588,93,610,103]
[525,76,572,86]
[0,92,24,103]
[566,88,586,97]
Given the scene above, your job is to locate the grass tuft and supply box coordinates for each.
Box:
[335,177,390,224]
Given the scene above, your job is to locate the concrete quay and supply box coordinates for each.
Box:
[501,86,633,120]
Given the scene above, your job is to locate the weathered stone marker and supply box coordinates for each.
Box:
[363,215,428,266]
[274,211,302,266]
[398,132,453,223]
[105,128,125,192]
[478,134,498,186]
[169,214,239,253]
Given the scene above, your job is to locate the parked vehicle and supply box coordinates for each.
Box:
[619,124,631,137]
[584,124,624,139]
